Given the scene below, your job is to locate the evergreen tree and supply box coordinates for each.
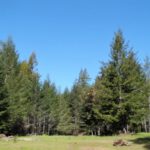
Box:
[80,87,100,135]
[40,78,59,135]
[0,39,24,134]
[57,89,73,134]
[70,69,90,135]
[0,50,9,133]
[95,31,147,134]
[25,53,41,134]
[0,34,148,136]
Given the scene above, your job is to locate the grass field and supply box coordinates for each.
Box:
[0,133,150,150]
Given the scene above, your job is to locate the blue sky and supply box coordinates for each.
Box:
[0,0,150,90]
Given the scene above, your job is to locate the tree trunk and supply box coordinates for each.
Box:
[91,130,94,136]
[148,117,150,132]
[48,124,50,135]
[42,117,46,134]
[123,128,127,134]
[33,115,37,135]
[126,124,129,133]
[97,127,101,136]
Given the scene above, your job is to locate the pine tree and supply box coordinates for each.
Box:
[24,53,41,134]
[70,69,90,135]
[57,89,73,134]
[0,50,9,133]
[80,87,99,135]
[0,39,24,134]
[40,78,59,135]
[95,31,147,134]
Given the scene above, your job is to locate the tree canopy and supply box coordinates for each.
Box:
[0,31,149,135]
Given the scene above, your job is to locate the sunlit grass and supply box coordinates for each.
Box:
[0,133,150,150]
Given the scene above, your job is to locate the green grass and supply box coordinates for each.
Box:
[0,133,150,150]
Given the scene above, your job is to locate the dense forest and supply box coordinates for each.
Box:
[0,31,150,136]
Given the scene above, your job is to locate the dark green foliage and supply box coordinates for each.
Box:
[0,51,9,133]
[0,32,148,135]
[80,88,99,135]
[0,39,22,134]
[40,78,59,135]
[95,31,147,134]
[57,89,73,134]
[69,69,90,135]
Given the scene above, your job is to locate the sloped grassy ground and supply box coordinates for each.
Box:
[0,133,150,150]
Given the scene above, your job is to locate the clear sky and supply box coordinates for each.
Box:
[0,0,150,91]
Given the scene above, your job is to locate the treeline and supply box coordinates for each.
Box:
[0,31,150,136]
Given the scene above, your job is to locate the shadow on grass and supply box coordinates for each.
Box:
[130,137,150,150]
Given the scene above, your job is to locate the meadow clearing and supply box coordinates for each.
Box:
[0,133,150,150]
